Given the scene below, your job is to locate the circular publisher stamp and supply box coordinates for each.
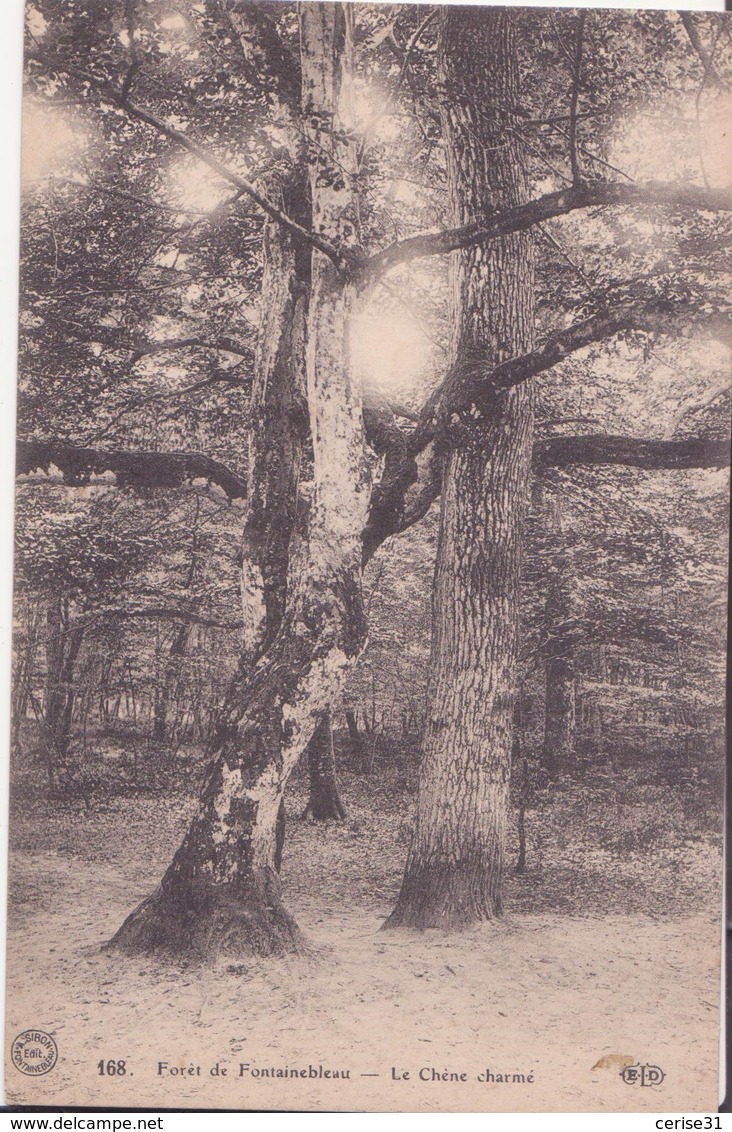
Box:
[11,1030,58,1076]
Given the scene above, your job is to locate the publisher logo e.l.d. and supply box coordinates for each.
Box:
[11,1030,58,1076]
[621,1063,665,1087]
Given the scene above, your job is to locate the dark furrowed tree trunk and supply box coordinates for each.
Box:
[303,709,347,821]
[385,8,535,932]
[109,3,368,962]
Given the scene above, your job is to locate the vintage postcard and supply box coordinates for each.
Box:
[4,0,730,1113]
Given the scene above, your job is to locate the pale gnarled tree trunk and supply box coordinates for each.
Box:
[239,171,311,862]
[239,170,310,659]
[385,8,536,931]
[110,3,368,961]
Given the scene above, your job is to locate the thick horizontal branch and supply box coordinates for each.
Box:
[16,423,728,580]
[363,297,730,557]
[362,180,732,280]
[16,440,247,500]
[408,300,731,459]
[129,336,255,365]
[362,428,730,563]
[535,434,731,471]
[365,428,731,560]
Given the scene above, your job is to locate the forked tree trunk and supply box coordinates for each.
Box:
[385,9,535,931]
[303,710,347,821]
[110,3,367,961]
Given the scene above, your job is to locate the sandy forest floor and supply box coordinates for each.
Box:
[4,754,724,1112]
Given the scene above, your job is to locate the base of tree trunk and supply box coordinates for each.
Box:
[107,868,305,960]
[302,788,347,822]
[382,860,502,932]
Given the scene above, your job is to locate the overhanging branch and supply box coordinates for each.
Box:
[129,336,255,366]
[535,434,731,471]
[407,300,731,459]
[32,49,343,268]
[361,298,731,555]
[15,427,728,572]
[108,89,344,266]
[362,180,732,280]
[16,440,247,500]
[364,430,730,559]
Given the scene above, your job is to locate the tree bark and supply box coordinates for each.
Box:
[232,100,312,871]
[109,3,368,961]
[239,170,310,656]
[303,710,347,821]
[385,8,535,931]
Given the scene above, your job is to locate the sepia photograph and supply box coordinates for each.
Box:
[3,0,731,1114]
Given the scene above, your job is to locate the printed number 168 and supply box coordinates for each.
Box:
[98,1059,127,1076]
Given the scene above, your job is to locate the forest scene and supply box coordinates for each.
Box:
[5,0,731,1113]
